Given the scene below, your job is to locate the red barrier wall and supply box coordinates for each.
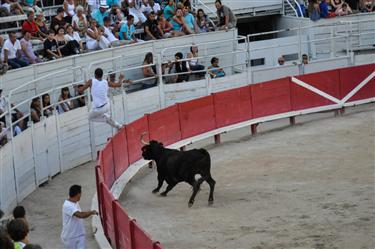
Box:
[251,78,292,118]
[126,116,149,164]
[112,128,130,179]
[113,201,133,249]
[101,141,115,187]
[293,70,341,110]
[95,166,104,222]
[213,86,253,128]
[178,96,216,138]
[132,220,154,249]
[101,183,116,246]
[339,64,375,102]
[147,105,181,146]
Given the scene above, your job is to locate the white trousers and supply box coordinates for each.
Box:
[88,103,121,129]
[62,235,86,249]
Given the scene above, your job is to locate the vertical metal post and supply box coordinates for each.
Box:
[30,120,39,186]
[290,116,296,126]
[85,69,97,161]
[298,21,302,63]
[214,134,221,144]
[329,26,333,58]
[7,93,20,203]
[251,123,258,135]
[156,54,165,109]
[55,105,64,173]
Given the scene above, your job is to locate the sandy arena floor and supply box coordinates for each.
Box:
[120,104,375,249]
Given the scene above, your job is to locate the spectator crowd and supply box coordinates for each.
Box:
[0,0,237,71]
[299,0,375,21]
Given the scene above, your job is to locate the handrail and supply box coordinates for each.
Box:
[192,0,217,17]
[293,0,304,17]
[284,0,299,17]
[160,36,246,56]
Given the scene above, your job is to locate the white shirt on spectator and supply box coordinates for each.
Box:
[61,200,85,241]
[0,95,7,113]
[1,39,21,61]
[65,32,81,43]
[103,26,118,43]
[91,78,109,108]
[2,3,10,11]
[144,3,161,14]
[88,0,100,10]
[72,14,87,29]
[129,7,147,23]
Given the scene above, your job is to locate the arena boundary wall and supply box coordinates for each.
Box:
[93,63,374,249]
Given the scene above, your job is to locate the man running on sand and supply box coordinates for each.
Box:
[82,67,124,129]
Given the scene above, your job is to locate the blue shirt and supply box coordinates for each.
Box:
[164,5,174,20]
[119,23,136,40]
[319,2,329,18]
[183,13,195,30]
[106,0,119,7]
[91,9,109,26]
[170,19,182,31]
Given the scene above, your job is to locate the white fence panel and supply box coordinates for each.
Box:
[45,116,61,177]
[252,65,299,83]
[303,57,349,74]
[32,121,49,185]
[58,109,92,171]
[126,87,161,122]
[13,128,36,200]
[211,72,250,93]
[164,79,207,107]
[0,142,17,212]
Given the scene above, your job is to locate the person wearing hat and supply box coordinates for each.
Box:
[91,1,109,27]
[50,7,67,33]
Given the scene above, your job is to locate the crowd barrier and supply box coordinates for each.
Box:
[96,63,374,249]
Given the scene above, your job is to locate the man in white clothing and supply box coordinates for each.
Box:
[61,185,98,249]
[82,67,125,129]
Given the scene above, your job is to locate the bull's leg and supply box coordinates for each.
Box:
[188,178,205,208]
[206,176,216,206]
[152,174,164,194]
[160,183,177,197]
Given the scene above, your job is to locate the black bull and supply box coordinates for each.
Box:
[141,140,216,207]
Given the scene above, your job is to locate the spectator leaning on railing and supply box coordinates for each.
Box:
[215,0,236,31]
[208,56,225,79]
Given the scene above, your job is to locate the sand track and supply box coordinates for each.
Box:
[120,104,375,249]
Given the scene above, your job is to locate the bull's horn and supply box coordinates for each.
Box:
[140,132,149,145]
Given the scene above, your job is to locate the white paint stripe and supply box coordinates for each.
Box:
[291,77,342,104]
[343,97,375,107]
[341,71,375,104]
